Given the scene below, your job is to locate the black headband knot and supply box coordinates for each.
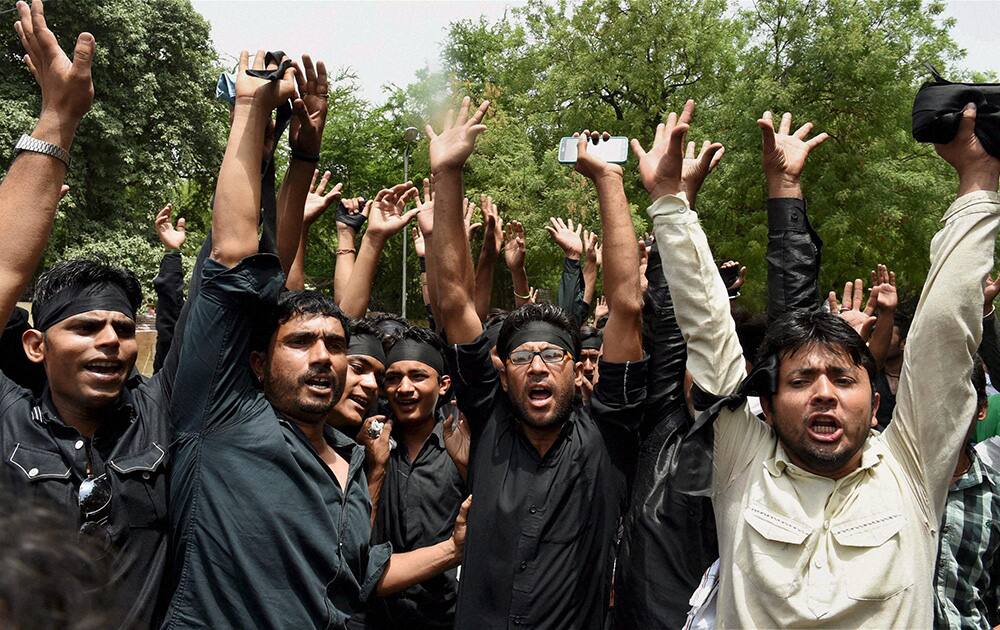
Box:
[32,282,135,332]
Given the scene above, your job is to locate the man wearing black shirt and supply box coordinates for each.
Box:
[163,50,469,629]
[427,105,647,630]
[371,326,468,629]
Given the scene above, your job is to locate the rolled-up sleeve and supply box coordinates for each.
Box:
[445,331,501,443]
[360,541,393,602]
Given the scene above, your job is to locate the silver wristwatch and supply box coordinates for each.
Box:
[14,134,70,167]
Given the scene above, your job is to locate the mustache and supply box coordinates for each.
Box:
[301,367,335,382]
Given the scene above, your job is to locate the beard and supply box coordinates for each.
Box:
[770,412,869,475]
[264,367,342,422]
[509,388,574,431]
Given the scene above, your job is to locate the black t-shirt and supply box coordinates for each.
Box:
[162,255,390,629]
[446,332,647,630]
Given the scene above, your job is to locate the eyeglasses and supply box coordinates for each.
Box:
[78,473,112,548]
[508,347,569,366]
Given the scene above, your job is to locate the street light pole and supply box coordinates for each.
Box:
[401,126,419,319]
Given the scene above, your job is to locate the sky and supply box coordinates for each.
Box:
[191,0,1000,106]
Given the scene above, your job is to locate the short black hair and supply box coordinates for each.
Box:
[497,303,580,360]
[256,290,351,351]
[758,308,877,393]
[731,305,767,365]
[484,309,509,330]
[33,258,142,317]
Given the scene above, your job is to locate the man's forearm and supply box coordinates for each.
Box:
[286,230,308,291]
[595,174,642,361]
[276,158,314,277]
[429,167,481,342]
[0,114,76,326]
[332,227,357,303]
[211,102,268,267]
[511,264,530,307]
[367,466,386,529]
[474,247,497,322]
[339,233,385,318]
[376,539,460,596]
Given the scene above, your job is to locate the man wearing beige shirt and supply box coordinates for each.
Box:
[633,100,1000,627]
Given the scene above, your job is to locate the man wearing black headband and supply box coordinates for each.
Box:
[369,326,468,629]
[427,103,647,629]
[0,7,181,628]
[163,52,469,629]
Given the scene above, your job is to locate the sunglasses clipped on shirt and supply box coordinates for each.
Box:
[508,347,569,366]
[78,473,113,549]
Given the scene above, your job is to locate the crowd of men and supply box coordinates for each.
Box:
[2,1,1000,628]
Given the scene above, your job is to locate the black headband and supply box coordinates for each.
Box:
[581,332,603,351]
[386,339,445,375]
[32,283,135,332]
[499,321,576,361]
[348,333,386,366]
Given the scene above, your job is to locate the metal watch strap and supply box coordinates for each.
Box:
[14,134,70,168]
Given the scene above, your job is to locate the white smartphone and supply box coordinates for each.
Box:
[558,135,629,164]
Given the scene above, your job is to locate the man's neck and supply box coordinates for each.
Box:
[397,415,436,463]
[520,422,563,459]
[884,354,903,376]
[49,390,106,438]
[292,415,330,455]
[953,448,973,482]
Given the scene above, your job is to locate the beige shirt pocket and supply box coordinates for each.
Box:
[830,511,912,601]
[735,502,811,599]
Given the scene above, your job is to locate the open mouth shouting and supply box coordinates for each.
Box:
[303,372,334,397]
[83,359,125,383]
[527,383,553,409]
[806,412,844,443]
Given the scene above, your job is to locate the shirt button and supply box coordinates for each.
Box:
[142,472,151,480]
[74,440,84,450]
[823,520,830,530]
[529,505,537,514]
[814,558,823,568]
[519,561,528,571]
[28,467,39,478]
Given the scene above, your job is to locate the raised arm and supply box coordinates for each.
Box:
[211,50,296,268]
[758,110,827,322]
[0,0,94,325]
[888,103,1000,516]
[574,131,642,362]
[425,96,490,344]
[503,220,531,307]
[338,183,418,318]
[413,180,439,326]
[549,217,588,326]
[332,197,366,302]
[276,55,330,277]
[582,230,599,313]
[152,203,186,373]
[286,170,342,291]
[474,195,502,321]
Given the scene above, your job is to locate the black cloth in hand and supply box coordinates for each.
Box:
[336,199,368,232]
[912,66,1000,158]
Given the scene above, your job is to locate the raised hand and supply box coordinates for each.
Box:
[985,273,1000,316]
[155,203,186,250]
[631,100,699,201]
[758,110,829,198]
[526,287,539,304]
[594,295,609,322]
[828,278,877,340]
[719,260,747,296]
[426,96,490,173]
[868,264,897,313]
[573,130,623,181]
[583,230,599,266]
[546,217,584,260]
[442,403,470,480]
[15,0,95,137]
[304,170,343,226]
[503,220,526,270]
[414,178,435,238]
[411,226,426,258]
[480,195,503,256]
[934,104,1000,196]
[289,54,329,155]
[364,182,420,242]
[463,197,483,240]
[336,196,368,234]
[235,49,297,112]
[681,139,725,206]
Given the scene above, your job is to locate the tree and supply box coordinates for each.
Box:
[0,0,227,302]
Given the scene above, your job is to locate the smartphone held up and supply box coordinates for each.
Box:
[558,135,629,164]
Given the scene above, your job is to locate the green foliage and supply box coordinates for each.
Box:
[0,0,227,298]
[0,0,980,318]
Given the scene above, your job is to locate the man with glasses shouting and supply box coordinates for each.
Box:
[428,99,648,630]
